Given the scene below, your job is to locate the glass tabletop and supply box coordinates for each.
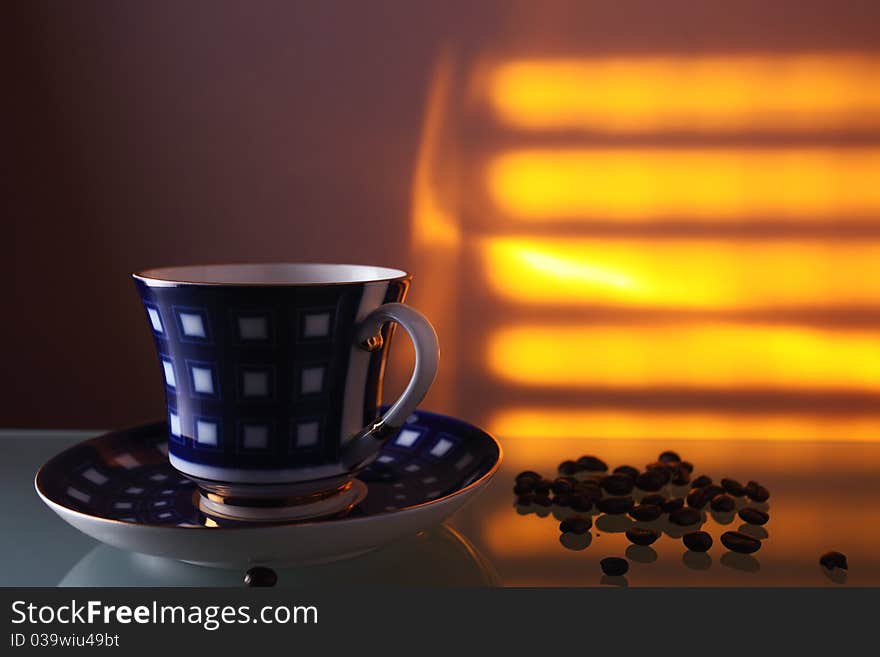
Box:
[2,430,877,586]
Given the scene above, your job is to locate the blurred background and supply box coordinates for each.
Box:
[5,0,880,452]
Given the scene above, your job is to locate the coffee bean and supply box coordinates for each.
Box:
[614,465,640,480]
[658,450,681,464]
[577,455,608,472]
[671,468,690,486]
[553,494,571,507]
[703,484,724,500]
[244,566,277,587]
[559,516,592,534]
[534,479,552,495]
[597,496,635,515]
[691,475,712,488]
[679,461,694,474]
[745,481,770,502]
[558,460,579,475]
[819,551,848,570]
[600,557,629,576]
[721,478,746,497]
[552,478,574,494]
[533,494,552,507]
[626,527,660,546]
[710,493,735,512]
[738,507,769,525]
[513,481,535,495]
[574,485,602,504]
[720,531,761,554]
[662,497,685,513]
[515,493,535,506]
[686,488,709,509]
[635,470,666,492]
[682,531,713,552]
[629,503,662,521]
[669,507,702,526]
[641,493,666,507]
[600,473,635,495]
[569,494,594,512]
[515,470,541,483]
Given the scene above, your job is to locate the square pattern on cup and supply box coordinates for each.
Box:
[241,424,270,450]
[146,305,164,334]
[394,428,422,448]
[298,308,334,341]
[236,315,269,341]
[161,358,176,388]
[168,411,182,438]
[173,306,211,342]
[195,419,220,447]
[299,366,325,395]
[241,368,273,399]
[188,362,217,397]
[293,420,320,449]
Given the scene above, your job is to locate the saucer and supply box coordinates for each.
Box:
[35,410,502,568]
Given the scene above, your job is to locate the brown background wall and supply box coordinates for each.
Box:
[5,0,879,428]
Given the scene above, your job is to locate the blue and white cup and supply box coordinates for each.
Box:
[133,263,439,517]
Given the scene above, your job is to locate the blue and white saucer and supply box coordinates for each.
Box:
[35,410,501,568]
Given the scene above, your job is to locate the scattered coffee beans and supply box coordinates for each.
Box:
[600,473,635,495]
[691,475,713,489]
[244,566,277,587]
[641,493,667,507]
[597,496,635,515]
[671,469,690,486]
[710,494,735,512]
[513,481,534,495]
[534,479,552,495]
[569,494,594,512]
[553,494,571,507]
[515,493,535,506]
[600,557,629,576]
[577,455,608,472]
[629,503,663,522]
[552,478,574,495]
[738,507,769,525]
[515,470,541,483]
[721,478,746,497]
[686,488,710,509]
[533,495,552,507]
[720,531,762,554]
[682,530,713,552]
[679,461,694,474]
[558,460,579,475]
[613,465,640,480]
[669,507,702,526]
[560,516,592,534]
[626,527,660,546]
[662,497,685,513]
[819,551,848,570]
[745,481,770,502]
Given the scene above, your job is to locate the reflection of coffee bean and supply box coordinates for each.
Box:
[600,557,629,576]
[625,527,660,546]
[629,503,662,521]
[662,497,684,513]
[516,471,541,483]
[721,531,762,554]
[691,475,712,488]
[641,493,666,507]
[614,465,640,480]
[560,532,593,551]
[601,473,635,495]
[682,530,713,552]
[658,450,681,463]
[669,507,702,526]
[515,493,535,506]
[636,470,666,491]
[597,496,635,515]
[682,550,712,570]
[745,481,770,502]
[738,524,768,540]
[721,478,746,497]
[244,567,277,587]
[686,488,709,509]
[819,551,848,570]
[577,455,608,472]
[560,516,592,534]
[552,478,574,494]
[534,495,552,507]
[710,494,735,512]
[738,507,769,525]
[569,494,594,512]
[559,460,579,475]
[721,551,760,572]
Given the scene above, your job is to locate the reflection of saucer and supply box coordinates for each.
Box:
[59,525,499,587]
[36,410,501,568]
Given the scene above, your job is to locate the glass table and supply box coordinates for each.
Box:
[2,430,878,586]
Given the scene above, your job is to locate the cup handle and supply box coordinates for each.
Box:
[341,302,439,470]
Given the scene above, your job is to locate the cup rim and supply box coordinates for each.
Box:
[132,262,411,287]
